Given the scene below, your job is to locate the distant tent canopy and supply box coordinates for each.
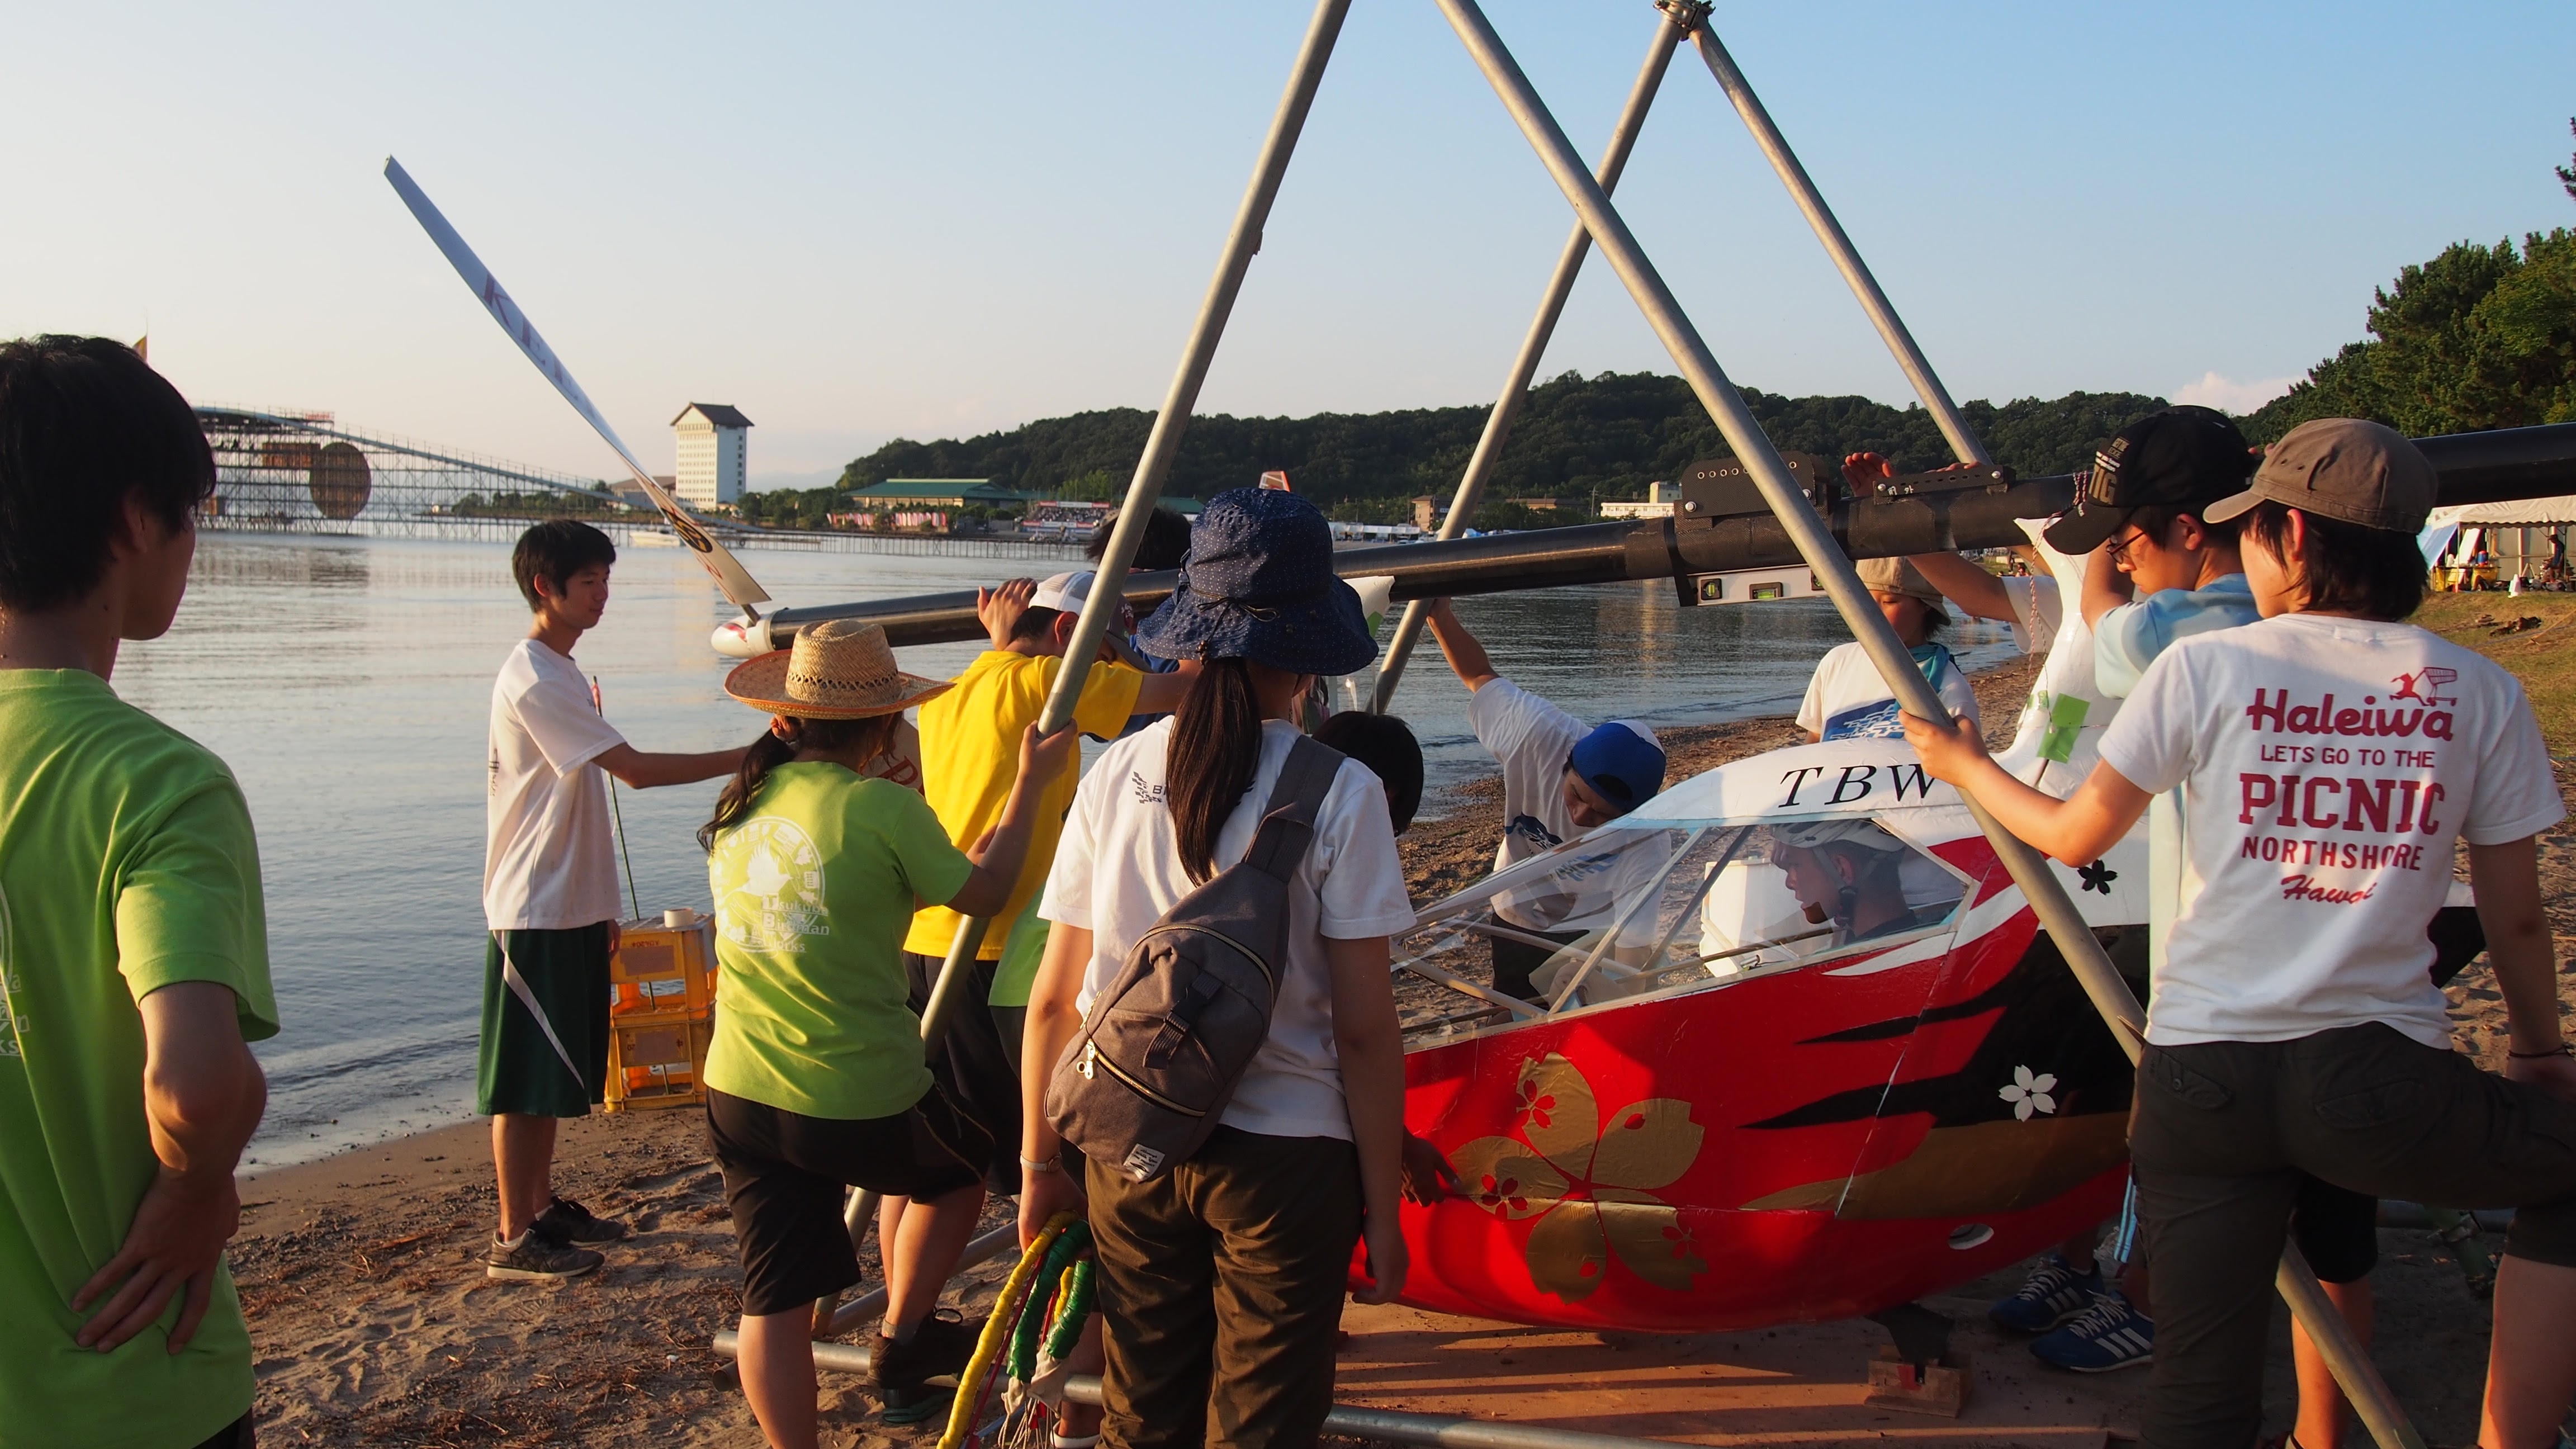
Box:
[2428,497,2576,528]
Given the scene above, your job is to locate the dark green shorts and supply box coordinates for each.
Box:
[477,924,612,1117]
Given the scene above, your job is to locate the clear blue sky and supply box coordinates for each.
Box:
[5,2,2570,489]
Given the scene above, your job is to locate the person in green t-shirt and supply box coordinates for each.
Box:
[0,337,278,1449]
[700,618,1074,1446]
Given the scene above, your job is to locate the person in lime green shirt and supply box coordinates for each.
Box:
[0,337,277,1449]
[700,618,1074,1447]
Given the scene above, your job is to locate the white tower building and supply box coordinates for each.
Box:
[671,403,752,507]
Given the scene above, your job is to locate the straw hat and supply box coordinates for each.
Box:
[722,619,951,718]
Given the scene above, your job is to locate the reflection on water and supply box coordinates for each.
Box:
[122,533,2012,1167]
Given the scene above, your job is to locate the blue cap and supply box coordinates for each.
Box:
[1569,720,1665,812]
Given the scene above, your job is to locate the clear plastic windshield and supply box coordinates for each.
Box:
[1395,817,1971,1043]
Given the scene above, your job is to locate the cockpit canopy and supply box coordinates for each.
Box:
[1395,740,2141,1044]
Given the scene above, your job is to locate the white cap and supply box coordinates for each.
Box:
[1033,570,1096,613]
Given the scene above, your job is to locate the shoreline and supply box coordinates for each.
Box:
[249,653,2043,1186]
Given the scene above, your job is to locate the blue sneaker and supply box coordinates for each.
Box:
[2030,1290,2154,1373]
[1988,1253,2102,1334]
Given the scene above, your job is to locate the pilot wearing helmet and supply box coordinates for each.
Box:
[1766,818,1922,949]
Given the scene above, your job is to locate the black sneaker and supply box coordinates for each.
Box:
[872,1309,984,1424]
[485,1227,603,1281]
[536,1195,631,1246]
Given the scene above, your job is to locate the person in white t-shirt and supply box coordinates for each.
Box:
[1796,556,1981,743]
[1843,452,2127,798]
[1020,489,1418,1448]
[479,520,747,1281]
[1904,420,2576,1449]
[1420,596,1669,999]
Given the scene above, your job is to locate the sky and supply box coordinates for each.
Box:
[6,2,2572,491]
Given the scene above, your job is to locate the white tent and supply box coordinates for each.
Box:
[2428,497,2576,528]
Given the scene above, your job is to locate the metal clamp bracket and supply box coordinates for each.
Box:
[1674,451,1840,523]
[1860,463,2015,502]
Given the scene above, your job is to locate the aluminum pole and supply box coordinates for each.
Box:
[1429,5,2419,1445]
[1370,1,1696,714]
[818,0,1356,1323]
[1684,26,1990,468]
[716,1337,1716,1449]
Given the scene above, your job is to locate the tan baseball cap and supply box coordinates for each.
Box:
[2203,418,2434,533]
[1857,555,1945,605]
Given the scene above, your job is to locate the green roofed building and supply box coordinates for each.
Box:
[847,478,1040,508]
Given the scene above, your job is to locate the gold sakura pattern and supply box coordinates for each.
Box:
[1450,1052,1709,1302]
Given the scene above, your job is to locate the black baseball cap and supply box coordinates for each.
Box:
[2043,405,2257,554]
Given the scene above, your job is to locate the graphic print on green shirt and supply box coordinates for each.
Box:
[705,762,974,1120]
[0,670,278,1449]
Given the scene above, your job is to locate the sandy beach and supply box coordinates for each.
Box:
[235,641,2576,1448]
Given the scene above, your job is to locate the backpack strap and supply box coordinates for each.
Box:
[1238,736,1344,882]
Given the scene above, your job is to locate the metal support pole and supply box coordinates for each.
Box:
[798,0,1355,1344]
[715,1337,1712,1449]
[1684,26,1990,467]
[1428,5,2421,1446]
[1369,1,1696,714]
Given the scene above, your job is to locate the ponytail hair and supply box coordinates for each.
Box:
[1166,657,1263,884]
[699,713,899,850]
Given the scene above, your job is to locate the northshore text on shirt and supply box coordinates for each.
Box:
[2097,614,2561,1048]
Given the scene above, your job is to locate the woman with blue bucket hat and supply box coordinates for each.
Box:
[1019,487,1417,1449]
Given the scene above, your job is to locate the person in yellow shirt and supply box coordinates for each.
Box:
[901,569,1196,1192]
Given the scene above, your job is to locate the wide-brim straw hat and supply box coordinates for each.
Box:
[723,618,952,718]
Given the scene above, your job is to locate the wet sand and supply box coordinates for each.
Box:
[235,650,2569,1447]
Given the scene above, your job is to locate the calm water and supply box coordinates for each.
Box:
[116,532,2012,1167]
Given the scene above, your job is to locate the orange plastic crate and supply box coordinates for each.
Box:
[603,1014,714,1112]
[609,917,717,1020]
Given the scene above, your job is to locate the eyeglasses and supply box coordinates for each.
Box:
[2105,528,2151,570]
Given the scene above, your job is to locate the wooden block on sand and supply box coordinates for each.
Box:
[1864,1343,1969,1417]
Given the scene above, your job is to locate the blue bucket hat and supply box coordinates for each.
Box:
[1134,488,1379,676]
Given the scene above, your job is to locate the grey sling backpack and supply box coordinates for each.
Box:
[1045,736,1345,1183]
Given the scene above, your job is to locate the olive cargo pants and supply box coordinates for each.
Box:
[1086,1127,1363,1449]
[2130,1022,2576,1449]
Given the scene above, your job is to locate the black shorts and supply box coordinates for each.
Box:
[904,949,1023,1194]
[705,1086,990,1317]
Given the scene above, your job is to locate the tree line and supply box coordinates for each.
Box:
[734,124,2576,532]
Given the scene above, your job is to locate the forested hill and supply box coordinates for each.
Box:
[833,373,2165,522]
[801,133,2576,531]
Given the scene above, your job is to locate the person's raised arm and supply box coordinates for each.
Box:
[943,721,1081,917]
[1902,711,2152,865]
[1324,934,1408,1305]
[2471,838,2576,1098]
[1905,551,2016,622]
[2081,538,2135,630]
[1017,921,1094,1245]
[1130,659,1201,716]
[72,982,267,1353]
[1423,598,1498,694]
[979,577,1036,651]
[596,741,750,789]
